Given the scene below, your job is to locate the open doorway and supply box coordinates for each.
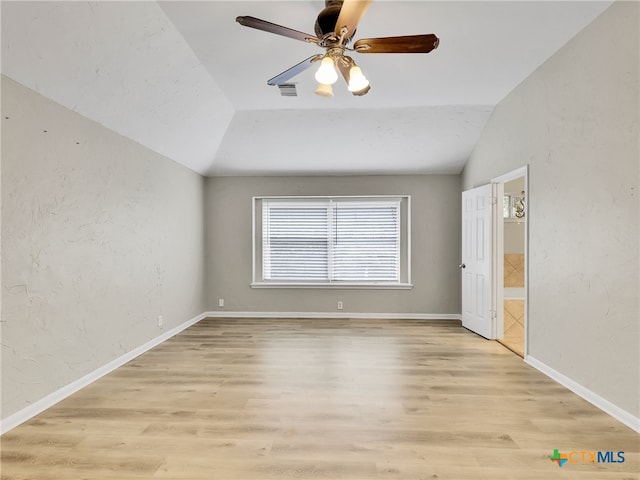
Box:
[492,167,528,358]
[460,167,528,351]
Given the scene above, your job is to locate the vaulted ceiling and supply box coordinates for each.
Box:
[1,1,612,176]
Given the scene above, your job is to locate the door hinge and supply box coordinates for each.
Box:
[491,196,498,206]
[490,310,497,319]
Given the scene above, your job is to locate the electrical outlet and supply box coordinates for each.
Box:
[157,315,163,327]
[337,301,343,310]
[218,298,225,308]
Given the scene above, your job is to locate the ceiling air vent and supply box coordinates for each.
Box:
[277,83,297,97]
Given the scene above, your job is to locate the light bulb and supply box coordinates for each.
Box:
[315,57,338,85]
[315,82,334,97]
[348,66,370,93]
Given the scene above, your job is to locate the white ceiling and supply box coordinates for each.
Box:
[1,1,612,176]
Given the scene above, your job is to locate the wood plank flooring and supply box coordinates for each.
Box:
[2,318,638,479]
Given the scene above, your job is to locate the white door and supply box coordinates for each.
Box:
[461,184,494,339]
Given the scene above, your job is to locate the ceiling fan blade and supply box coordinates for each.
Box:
[236,16,319,44]
[336,60,350,84]
[354,34,440,54]
[334,0,372,38]
[267,55,322,86]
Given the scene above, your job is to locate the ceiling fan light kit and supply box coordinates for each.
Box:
[347,65,369,93]
[314,56,339,85]
[236,0,439,97]
[315,82,335,97]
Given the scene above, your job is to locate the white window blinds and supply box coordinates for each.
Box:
[262,203,329,280]
[332,202,400,281]
[262,198,401,283]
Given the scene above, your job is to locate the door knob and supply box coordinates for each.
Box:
[459,263,466,269]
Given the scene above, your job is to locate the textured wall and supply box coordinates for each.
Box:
[2,1,235,175]
[1,76,206,419]
[204,175,461,315]
[462,2,639,417]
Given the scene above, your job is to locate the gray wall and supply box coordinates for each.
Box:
[504,223,525,255]
[205,175,461,315]
[462,2,639,417]
[1,76,206,419]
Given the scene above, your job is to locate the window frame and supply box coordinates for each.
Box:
[252,195,413,289]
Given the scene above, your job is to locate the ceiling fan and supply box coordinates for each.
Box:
[236,0,439,97]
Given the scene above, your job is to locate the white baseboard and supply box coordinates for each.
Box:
[203,311,462,320]
[525,355,640,433]
[0,312,207,435]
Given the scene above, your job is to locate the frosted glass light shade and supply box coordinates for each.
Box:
[315,57,338,85]
[348,66,369,92]
[315,82,334,97]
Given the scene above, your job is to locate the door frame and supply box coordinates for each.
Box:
[491,165,529,357]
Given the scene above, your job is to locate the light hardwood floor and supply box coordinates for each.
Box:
[2,318,638,479]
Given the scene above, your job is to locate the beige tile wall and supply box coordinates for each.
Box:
[503,300,525,357]
[503,254,525,356]
[504,254,525,288]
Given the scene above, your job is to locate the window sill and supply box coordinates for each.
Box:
[251,282,413,290]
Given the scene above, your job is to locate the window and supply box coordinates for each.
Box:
[253,196,411,288]
[503,192,526,220]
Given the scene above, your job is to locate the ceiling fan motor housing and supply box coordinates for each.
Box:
[315,3,343,38]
